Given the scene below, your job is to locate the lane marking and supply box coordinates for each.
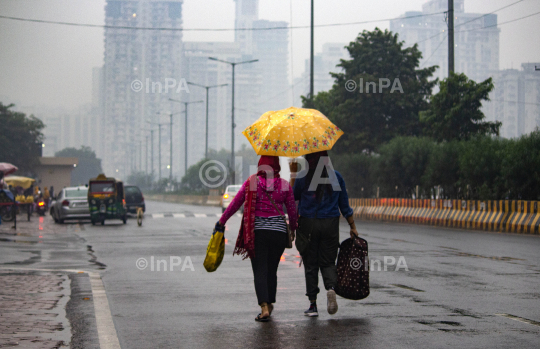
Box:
[152,213,164,218]
[391,284,425,292]
[194,214,207,218]
[89,272,122,349]
[495,313,540,327]
[0,267,122,348]
[173,213,185,218]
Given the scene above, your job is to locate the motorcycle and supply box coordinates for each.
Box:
[36,198,47,216]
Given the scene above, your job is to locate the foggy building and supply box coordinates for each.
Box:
[390,0,499,83]
[486,63,540,138]
[252,20,290,113]
[294,43,348,107]
[102,0,183,179]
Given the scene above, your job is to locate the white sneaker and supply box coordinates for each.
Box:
[327,289,338,315]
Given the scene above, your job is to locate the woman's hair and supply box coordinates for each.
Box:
[304,151,333,202]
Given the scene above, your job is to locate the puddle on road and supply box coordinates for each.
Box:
[0,238,38,244]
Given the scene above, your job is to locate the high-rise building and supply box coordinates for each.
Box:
[294,43,348,107]
[252,20,290,113]
[486,63,540,138]
[102,0,183,179]
[390,0,499,83]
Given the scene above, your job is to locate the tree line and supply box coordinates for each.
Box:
[303,28,538,200]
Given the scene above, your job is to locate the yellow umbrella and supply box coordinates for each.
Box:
[242,107,344,157]
[4,176,36,189]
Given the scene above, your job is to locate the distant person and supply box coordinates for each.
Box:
[293,150,358,317]
[43,187,50,205]
[217,156,298,322]
[49,186,54,199]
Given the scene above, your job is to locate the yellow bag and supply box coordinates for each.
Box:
[203,227,225,272]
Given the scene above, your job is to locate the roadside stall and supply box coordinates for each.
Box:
[4,176,36,221]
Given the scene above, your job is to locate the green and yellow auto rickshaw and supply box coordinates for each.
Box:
[88,174,127,225]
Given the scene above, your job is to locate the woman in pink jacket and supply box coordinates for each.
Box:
[218,156,297,322]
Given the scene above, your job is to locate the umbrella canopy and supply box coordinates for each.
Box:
[0,163,18,176]
[242,107,344,157]
[4,176,36,189]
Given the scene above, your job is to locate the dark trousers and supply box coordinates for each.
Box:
[299,216,340,300]
[250,229,287,305]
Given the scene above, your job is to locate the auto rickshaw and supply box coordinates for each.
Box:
[88,174,127,225]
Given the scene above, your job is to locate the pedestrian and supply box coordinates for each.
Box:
[43,187,50,206]
[217,156,298,322]
[49,186,54,200]
[293,150,358,317]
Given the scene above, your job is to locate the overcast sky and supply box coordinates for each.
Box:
[0,0,539,110]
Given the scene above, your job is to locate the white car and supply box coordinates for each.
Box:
[50,186,90,223]
[221,185,242,213]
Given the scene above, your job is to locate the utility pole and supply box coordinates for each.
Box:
[145,135,148,177]
[186,82,228,159]
[139,140,142,172]
[147,120,167,181]
[208,57,258,184]
[150,129,154,179]
[448,0,454,75]
[310,0,314,103]
[158,124,162,180]
[168,99,203,176]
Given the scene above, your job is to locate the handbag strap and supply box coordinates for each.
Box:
[262,188,288,226]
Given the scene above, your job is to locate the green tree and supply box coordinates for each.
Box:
[0,102,44,174]
[375,137,434,198]
[501,130,540,200]
[457,136,508,200]
[331,152,375,198]
[126,171,154,191]
[420,73,501,142]
[305,28,437,153]
[55,146,102,186]
[422,141,462,198]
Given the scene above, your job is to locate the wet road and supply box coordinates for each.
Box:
[2,200,540,348]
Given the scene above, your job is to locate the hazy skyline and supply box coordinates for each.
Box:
[1,0,539,111]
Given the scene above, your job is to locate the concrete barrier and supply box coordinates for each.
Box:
[350,198,540,235]
[146,194,222,207]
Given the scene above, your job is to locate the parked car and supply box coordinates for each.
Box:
[221,185,242,213]
[125,185,145,214]
[50,186,90,223]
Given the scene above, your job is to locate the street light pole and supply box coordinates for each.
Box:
[187,82,228,159]
[151,129,154,179]
[208,57,258,184]
[310,0,314,103]
[170,113,173,181]
[146,135,148,177]
[147,120,167,181]
[168,99,204,176]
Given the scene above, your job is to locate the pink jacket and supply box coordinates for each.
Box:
[220,176,298,231]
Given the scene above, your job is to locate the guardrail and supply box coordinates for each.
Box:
[145,194,222,207]
[349,198,540,234]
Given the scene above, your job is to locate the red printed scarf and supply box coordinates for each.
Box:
[233,175,257,260]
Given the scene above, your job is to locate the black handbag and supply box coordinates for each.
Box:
[335,236,370,300]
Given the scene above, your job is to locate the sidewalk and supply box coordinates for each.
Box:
[0,215,99,349]
[0,270,71,348]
